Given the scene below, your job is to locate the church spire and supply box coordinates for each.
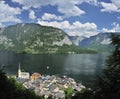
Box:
[18,62,21,78]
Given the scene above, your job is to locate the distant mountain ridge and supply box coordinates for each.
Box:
[0,23,119,53]
[0,23,96,54]
[71,32,120,51]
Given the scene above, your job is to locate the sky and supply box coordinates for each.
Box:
[0,0,120,37]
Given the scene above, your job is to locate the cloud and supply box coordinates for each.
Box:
[69,21,98,37]
[13,0,50,9]
[71,0,99,6]
[29,10,36,20]
[102,28,115,32]
[111,0,120,8]
[12,0,42,9]
[54,0,85,17]
[100,0,120,13]
[41,13,63,21]
[37,20,98,37]
[100,2,119,12]
[12,0,85,17]
[112,22,120,31]
[0,1,22,23]
[0,23,3,27]
[77,0,99,6]
[38,20,70,29]
[102,22,120,32]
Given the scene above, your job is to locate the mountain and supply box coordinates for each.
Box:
[68,36,87,46]
[78,33,120,51]
[1,23,115,53]
[0,23,96,54]
[0,23,72,53]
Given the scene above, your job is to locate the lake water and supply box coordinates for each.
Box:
[0,52,110,87]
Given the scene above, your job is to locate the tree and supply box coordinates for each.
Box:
[65,87,74,99]
[0,69,43,99]
[94,34,120,99]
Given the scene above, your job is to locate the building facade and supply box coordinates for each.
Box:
[18,63,30,79]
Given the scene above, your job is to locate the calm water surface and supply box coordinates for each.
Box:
[0,52,110,87]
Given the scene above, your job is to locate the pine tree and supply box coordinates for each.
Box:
[94,34,120,99]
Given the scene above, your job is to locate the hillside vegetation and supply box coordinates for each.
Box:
[0,69,43,99]
[0,23,97,54]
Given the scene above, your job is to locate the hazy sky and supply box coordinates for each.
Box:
[0,0,120,37]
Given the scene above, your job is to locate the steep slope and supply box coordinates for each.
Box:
[79,33,120,51]
[0,23,73,53]
[69,36,87,46]
[0,23,96,54]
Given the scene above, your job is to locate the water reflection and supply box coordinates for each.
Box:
[0,52,109,87]
[64,54,105,75]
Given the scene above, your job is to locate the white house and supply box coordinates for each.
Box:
[18,63,30,79]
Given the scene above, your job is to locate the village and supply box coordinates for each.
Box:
[17,63,86,99]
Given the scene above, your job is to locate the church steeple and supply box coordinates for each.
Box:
[18,62,21,78]
[17,62,30,79]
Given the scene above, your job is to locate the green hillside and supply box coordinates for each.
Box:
[0,23,97,54]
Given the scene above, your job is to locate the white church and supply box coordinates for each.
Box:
[18,63,30,79]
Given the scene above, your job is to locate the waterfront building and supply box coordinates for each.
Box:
[18,63,30,79]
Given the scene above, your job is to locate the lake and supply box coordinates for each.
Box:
[0,52,110,87]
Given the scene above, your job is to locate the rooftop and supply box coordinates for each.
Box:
[21,75,86,99]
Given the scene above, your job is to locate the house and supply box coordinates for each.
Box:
[30,72,41,81]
